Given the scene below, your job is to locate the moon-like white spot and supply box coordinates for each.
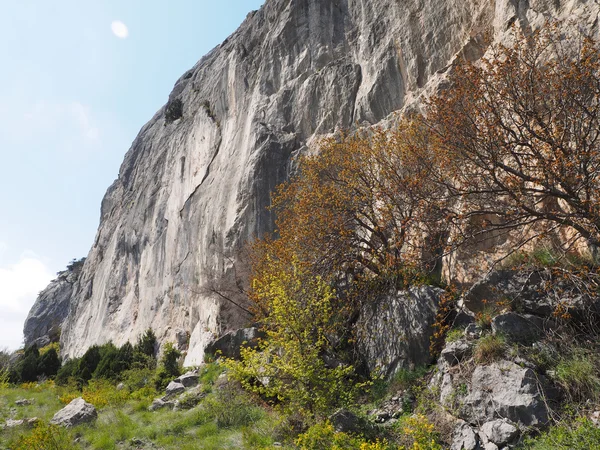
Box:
[111,21,129,39]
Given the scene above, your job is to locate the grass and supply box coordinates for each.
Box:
[519,418,600,449]
[555,351,600,402]
[473,334,506,364]
[445,328,464,343]
[0,367,289,450]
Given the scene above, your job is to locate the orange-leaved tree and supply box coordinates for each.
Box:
[426,24,600,256]
[260,125,447,300]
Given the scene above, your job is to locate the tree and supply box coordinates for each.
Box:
[426,24,600,257]
[154,342,181,390]
[17,345,40,382]
[37,348,60,378]
[135,329,157,359]
[257,125,447,313]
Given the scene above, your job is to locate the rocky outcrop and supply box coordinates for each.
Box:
[204,327,264,360]
[28,0,600,363]
[50,398,97,427]
[357,286,443,378]
[23,260,84,348]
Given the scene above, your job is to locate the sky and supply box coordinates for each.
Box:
[0,0,265,350]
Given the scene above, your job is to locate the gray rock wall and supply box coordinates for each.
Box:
[27,0,600,364]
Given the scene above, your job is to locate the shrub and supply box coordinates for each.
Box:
[0,366,10,389]
[55,358,80,386]
[12,421,74,450]
[17,344,41,382]
[77,345,103,382]
[521,418,600,449]
[202,383,264,428]
[399,414,443,450]
[226,261,360,420]
[296,422,362,450]
[474,334,506,364]
[445,328,464,343]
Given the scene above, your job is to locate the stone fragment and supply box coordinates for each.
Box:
[451,421,479,450]
[50,398,97,427]
[165,381,185,398]
[329,409,362,433]
[480,419,519,446]
[5,419,25,428]
[175,369,199,388]
[149,398,175,411]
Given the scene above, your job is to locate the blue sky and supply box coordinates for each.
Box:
[0,0,264,350]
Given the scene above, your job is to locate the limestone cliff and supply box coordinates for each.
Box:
[25,0,600,364]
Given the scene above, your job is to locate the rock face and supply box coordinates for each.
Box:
[23,260,84,348]
[50,397,97,427]
[356,286,443,378]
[27,0,600,363]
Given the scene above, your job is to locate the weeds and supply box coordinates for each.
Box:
[555,351,600,402]
[474,334,506,364]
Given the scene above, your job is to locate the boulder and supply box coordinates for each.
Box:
[329,409,362,433]
[356,286,442,378]
[174,386,206,411]
[175,369,199,388]
[14,399,33,406]
[50,398,97,427]
[450,421,479,450]
[165,381,185,398]
[453,309,476,328]
[491,312,543,343]
[462,360,549,427]
[479,419,519,446]
[205,327,265,360]
[441,340,471,366]
[149,398,175,411]
[5,419,25,428]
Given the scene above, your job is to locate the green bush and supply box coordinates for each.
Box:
[11,421,74,450]
[555,351,600,402]
[77,345,102,382]
[521,419,600,449]
[226,262,360,420]
[38,347,61,378]
[202,384,264,428]
[18,345,41,382]
[445,328,464,343]
[55,358,79,386]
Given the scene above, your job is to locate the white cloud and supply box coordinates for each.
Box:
[111,21,129,39]
[0,254,53,350]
